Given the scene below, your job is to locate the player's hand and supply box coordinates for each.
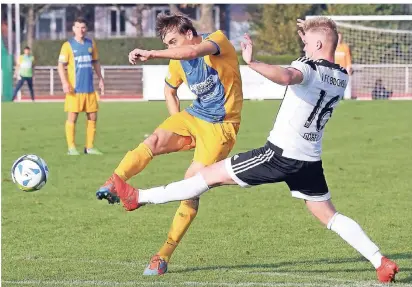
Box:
[99,78,105,95]
[297,19,306,30]
[348,66,354,75]
[62,82,72,94]
[297,19,306,42]
[240,33,253,65]
[129,49,153,64]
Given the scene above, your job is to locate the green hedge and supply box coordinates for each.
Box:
[31,38,298,66]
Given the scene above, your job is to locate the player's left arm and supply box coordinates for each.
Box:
[91,40,104,94]
[241,33,304,86]
[14,56,21,78]
[249,62,304,86]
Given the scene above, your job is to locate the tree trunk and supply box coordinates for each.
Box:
[168,4,214,33]
[26,5,35,48]
[169,4,180,14]
[198,4,214,33]
[135,4,145,36]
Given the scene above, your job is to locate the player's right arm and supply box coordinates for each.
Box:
[164,60,183,115]
[241,34,304,86]
[14,55,21,78]
[164,84,180,115]
[58,42,72,94]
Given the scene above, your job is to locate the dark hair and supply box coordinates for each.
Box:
[156,13,197,40]
[73,16,87,26]
[24,46,30,50]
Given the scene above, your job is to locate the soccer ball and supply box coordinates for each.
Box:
[11,154,49,192]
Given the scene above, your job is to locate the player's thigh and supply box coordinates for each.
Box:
[147,112,194,156]
[285,160,331,202]
[224,142,288,187]
[193,122,239,166]
[85,92,98,113]
[65,93,84,113]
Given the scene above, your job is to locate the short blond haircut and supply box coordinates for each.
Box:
[302,17,339,51]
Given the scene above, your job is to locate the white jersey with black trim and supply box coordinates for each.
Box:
[268,57,349,162]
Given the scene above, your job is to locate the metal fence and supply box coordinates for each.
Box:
[14,64,412,100]
[15,66,143,99]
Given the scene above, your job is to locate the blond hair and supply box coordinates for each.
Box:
[302,17,339,51]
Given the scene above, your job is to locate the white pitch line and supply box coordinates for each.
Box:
[7,256,188,268]
[5,257,412,287]
[233,270,363,283]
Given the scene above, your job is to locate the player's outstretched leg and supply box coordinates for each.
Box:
[305,200,399,283]
[96,129,191,206]
[103,159,236,208]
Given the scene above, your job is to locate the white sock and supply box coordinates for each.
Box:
[139,173,209,204]
[327,213,383,269]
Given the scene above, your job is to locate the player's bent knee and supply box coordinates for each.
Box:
[185,162,205,179]
[199,160,235,187]
[143,133,160,155]
[87,112,97,121]
[67,112,79,123]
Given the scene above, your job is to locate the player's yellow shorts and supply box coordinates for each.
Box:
[64,92,99,113]
[158,110,240,166]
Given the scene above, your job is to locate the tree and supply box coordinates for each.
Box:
[323,4,395,16]
[22,4,50,49]
[120,4,148,36]
[169,4,215,33]
[249,4,312,56]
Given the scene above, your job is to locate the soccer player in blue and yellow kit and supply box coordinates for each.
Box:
[96,13,243,275]
[58,17,104,155]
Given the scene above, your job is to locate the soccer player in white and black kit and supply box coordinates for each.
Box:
[97,17,399,282]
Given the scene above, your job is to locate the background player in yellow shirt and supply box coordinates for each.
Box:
[335,32,353,99]
[96,13,243,275]
[58,17,104,155]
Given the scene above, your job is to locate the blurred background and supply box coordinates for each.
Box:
[2,3,412,102]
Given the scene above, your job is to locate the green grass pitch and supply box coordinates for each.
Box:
[2,100,412,286]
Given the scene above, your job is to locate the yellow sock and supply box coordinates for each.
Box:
[158,199,199,262]
[86,120,96,149]
[114,143,153,181]
[65,121,75,149]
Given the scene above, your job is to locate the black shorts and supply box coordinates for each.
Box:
[225,141,330,201]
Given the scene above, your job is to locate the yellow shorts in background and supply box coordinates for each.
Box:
[64,92,99,113]
[158,110,240,166]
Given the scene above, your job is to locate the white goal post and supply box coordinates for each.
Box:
[306,15,412,100]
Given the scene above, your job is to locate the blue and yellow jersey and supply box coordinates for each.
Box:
[58,37,98,94]
[165,30,243,123]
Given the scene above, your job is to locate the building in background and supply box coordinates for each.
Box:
[8,4,250,44]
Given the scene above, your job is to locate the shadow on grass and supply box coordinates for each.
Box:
[170,252,412,283]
